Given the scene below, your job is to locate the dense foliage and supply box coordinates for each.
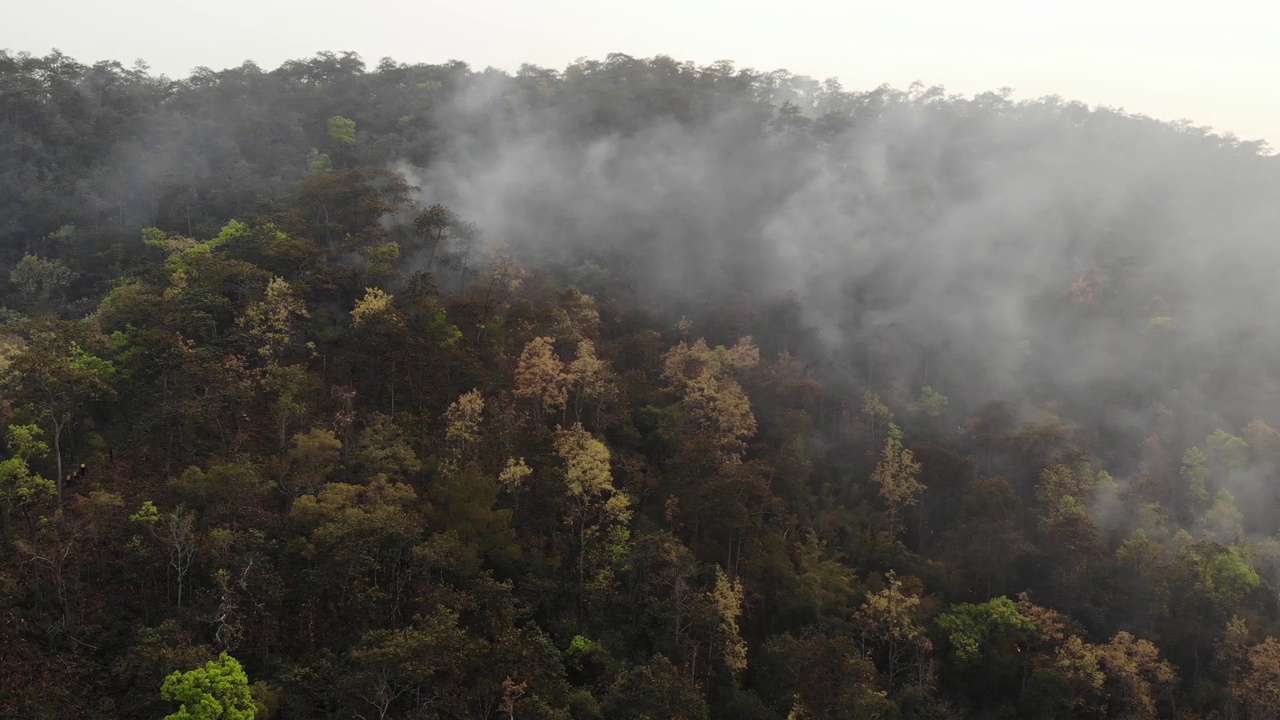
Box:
[2,48,1280,719]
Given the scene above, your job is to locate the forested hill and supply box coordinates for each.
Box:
[2,49,1280,719]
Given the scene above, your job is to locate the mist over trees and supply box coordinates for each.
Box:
[2,48,1280,719]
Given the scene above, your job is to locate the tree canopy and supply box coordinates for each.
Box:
[1,48,1279,720]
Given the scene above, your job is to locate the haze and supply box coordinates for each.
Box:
[9,0,1279,149]
[8,3,1280,716]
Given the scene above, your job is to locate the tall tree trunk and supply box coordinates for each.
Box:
[52,415,64,509]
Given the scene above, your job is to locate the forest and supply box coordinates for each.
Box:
[2,48,1280,719]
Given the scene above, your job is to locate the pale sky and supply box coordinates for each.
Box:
[8,0,1279,147]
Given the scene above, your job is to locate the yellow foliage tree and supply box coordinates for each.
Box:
[566,340,613,424]
[854,570,932,686]
[1231,637,1280,720]
[350,287,400,329]
[661,337,759,462]
[237,277,310,363]
[554,423,632,599]
[514,336,567,425]
[871,423,924,534]
[441,389,484,474]
[710,567,748,676]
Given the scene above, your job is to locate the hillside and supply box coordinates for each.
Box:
[2,50,1280,719]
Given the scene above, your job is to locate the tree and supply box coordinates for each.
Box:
[566,339,613,424]
[557,289,601,341]
[757,632,895,720]
[1218,614,1250,717]
[8,253,77,315]
[432,463,522,567]
[169,462,271,526]
[277,427,343,497]
[362,241,401,286]
[160,651,257,720]
[870,423,924,534]
[306,148,333,175]
[854,571,932,686]
[1047,635,1106,717]
[936,597,1034,664]
[349,290,408,413]
[555,423,632,602]
[411,204,476,273]
[236,276,310,363]
[327,115,356,146]
[1205,430,1248,479]
[442,389,485,473]
[1034,462,1107,606]
[285,167,410,253]
[515,336,567,425]
[131,501,200,608]
[1093,632,1176,720]
[0,317,115,506]
[951,476,1030,598]
[911,385,948,419]
[0,424,55,537]
[351,412,421,483]
[601,654,708,720]
[1231,637,1280,720]
[862,391,893,447]
[346,607,469,720]
[350,287,400,330]
[1181,447,1211,515]
[709,566,748,676]
[1200,489,1243,543]
[290,475,420,625]
[661,337,759,462]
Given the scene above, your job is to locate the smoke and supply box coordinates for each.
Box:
[20,50,1278,531]
[387,62,1280,539]
[401,72,1280,435]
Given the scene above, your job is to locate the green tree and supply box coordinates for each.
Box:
[327,115,356,145]
[1180,447,1211,516]
[951,476,1030,598]
[351,412,421,483]
[911,385,948,419]
[306,148,333,175]
[346,607,469,720]
[1200,489,1243,543]
[1204,430,1248,479]
[8,253,78,315]
[936,597,1034,664]
[169,462,271,526]
[0,317,115,506]
[362,241,401,286]
[0,424,55,536]
[861,390,893,447]
[601,654,708,720]
[757,632,895,720]
[160,651,256,720]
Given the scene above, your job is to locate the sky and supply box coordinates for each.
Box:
[7,0,1279,147]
